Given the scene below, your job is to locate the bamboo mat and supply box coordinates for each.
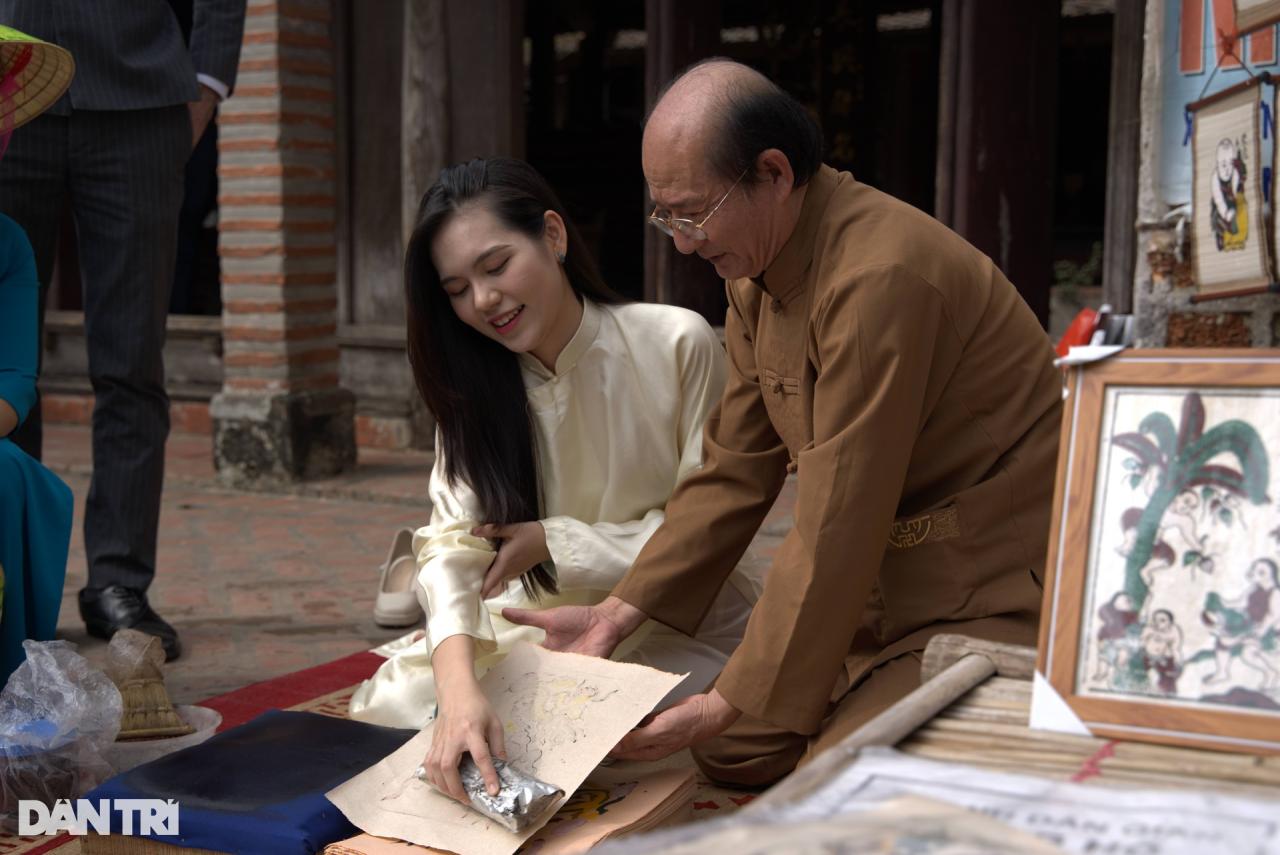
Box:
[898,676,1280,799]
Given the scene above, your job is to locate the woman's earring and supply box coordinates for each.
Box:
[555,250,566,265]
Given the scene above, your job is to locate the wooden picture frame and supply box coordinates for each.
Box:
[1235,0,1280,35]
[1038,349,1280,754]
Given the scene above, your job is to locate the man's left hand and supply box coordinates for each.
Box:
[188,85,220,149]
[475,522,551,599]
[610,689,740,761]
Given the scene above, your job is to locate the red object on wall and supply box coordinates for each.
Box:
[1055,307,1100,358]
[1213,0,1243,67]
[1252,25,1277,64]
[1182,0,1206,73]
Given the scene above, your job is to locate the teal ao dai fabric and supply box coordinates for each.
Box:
[0,212,72,683]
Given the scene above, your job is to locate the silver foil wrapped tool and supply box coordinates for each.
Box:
[415,757,563,833]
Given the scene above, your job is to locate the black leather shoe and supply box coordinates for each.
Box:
[79,585,182,662]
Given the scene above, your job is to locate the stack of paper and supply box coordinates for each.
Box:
[327,643,686,855]
[325,765,695,855]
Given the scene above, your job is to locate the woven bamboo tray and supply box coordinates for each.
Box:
[754,634,1280,810]
[899,673,1280,798]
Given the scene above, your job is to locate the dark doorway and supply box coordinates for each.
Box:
[1052,6,1114,306]
[525,0,1114,332]
[524,2,649,301]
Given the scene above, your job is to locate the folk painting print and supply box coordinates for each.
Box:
[1191,87,1270,297]
[1039,351,1280,753]
[1081,388,1278,707]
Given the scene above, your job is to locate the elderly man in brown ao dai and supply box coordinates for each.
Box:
[507,59,1063,787]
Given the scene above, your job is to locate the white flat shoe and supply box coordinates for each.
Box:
[374,527,423,628]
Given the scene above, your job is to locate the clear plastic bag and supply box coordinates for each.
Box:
[0,640,123,830]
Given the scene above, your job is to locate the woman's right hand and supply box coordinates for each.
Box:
[423,684,507,803]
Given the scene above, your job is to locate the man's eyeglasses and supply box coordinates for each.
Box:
[647,169,747,242]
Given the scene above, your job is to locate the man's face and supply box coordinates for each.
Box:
[1217,146,1235,182]
[1248,561,1272,586]
[643,137,775,281]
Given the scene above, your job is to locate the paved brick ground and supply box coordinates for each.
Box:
[46,425,430,702]
[42,423,793,704]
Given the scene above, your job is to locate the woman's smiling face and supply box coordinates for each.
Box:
[431,201,580,369]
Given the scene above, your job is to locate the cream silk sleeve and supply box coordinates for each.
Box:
[541,316,727,591]
[415,440,499,656]
[541,510,667,591]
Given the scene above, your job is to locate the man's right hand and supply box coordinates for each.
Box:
[188,85,220,150]
[502,596,647,659]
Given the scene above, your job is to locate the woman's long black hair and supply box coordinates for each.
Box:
[405,158,623,598]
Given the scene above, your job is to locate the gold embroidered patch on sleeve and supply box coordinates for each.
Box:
[887,505,961,549]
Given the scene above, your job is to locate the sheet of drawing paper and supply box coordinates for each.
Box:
[324,766,694,855]
[327,643,685,855]
[323,834,446,855]
[520,765,694,853]
[601,795,1066,855]
[601,749,1280,855]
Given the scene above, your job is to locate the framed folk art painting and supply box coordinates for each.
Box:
[1036,350,1280,754]
[1189,84,1272,299]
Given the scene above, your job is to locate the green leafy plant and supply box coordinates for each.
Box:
[1111,392,1269,607]
[1053,241,1103,290]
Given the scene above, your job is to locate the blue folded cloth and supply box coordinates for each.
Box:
[85,710,414,855]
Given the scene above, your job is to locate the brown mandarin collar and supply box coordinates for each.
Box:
[750,164,842,306]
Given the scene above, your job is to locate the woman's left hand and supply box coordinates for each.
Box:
[474,522,551,599]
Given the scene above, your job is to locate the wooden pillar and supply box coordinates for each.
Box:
[402,0,449,245]
[1102,0,1146,313]
[212,0,355,486]
[644,0,726,322]
[935,0,1058,327]
[342,2,405,325]
[445,0,525,160]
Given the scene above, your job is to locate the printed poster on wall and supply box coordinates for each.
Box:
[1191,86,1271,296]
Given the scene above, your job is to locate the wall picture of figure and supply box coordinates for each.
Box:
[1037,350,1280,754]
[1191,86,1271,297]
[1210,136,1249,252]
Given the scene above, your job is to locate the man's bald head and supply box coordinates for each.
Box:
[645,58,823,190]
[645,61,774,151]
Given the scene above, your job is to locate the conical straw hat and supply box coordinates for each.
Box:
[0,25,74,133]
